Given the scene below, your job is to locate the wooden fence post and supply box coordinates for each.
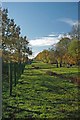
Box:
[14,62,16,86]
[9,61,12,96]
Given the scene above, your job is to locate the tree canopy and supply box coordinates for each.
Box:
[2,8,32,63]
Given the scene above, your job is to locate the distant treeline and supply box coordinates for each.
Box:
[35,25,80,68]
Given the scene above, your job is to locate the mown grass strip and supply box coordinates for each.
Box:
[2,62,80,119]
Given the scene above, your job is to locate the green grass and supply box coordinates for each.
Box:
[2,61,80,119]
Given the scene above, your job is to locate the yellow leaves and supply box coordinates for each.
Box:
[63,53,76,64]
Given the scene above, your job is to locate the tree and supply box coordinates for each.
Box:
[35,50,50,63]
[2,8,32,95]
[68,39,80,65]
[55,37,71,67]
[70,23,80,39]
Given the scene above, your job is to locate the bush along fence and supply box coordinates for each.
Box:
[3,61,26,96]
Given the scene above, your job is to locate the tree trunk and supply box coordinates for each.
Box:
[60,60,62,67]
[56,60,58,68]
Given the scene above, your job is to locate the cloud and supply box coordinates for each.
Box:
[59,18,78,26]
[29,35,60,47]
[48,33,58,37]
[58,33,71,39]
[29,33,71,47]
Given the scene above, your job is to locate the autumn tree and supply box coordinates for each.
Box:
[2,8,32,95]
[35,50,49,63]
[55,37,71,67]
[68,39,80,65]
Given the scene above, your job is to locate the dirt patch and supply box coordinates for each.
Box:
[46,70,80,85]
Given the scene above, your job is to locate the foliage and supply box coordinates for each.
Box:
[2,8,32,63]
[35,36,79,67]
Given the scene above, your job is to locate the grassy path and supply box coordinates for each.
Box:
[3,62,80,119]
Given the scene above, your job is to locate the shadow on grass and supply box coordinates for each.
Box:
[3,63,80,119]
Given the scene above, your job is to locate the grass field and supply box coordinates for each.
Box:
[2,61,80,119]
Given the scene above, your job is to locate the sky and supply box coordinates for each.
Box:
[2,2,78,58]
